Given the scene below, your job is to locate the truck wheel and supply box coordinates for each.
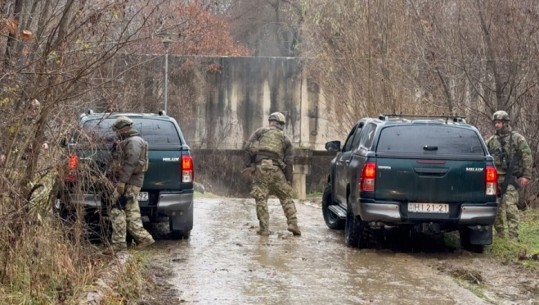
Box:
[322,185,345,230]
[168,230,191,240]
[53,198,77,224]
[345,198,369,248]
[459,229,485,253]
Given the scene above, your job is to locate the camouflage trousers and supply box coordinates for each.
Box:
[250,163,298,231]
[495,184,520,240]
[109,184,154,248]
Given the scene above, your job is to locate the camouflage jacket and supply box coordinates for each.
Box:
[243,126,294,182]
[112,128,149,187]
[486,126,533,180]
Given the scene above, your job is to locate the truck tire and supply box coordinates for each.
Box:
[459,229,485,253]
[322,185,345,230]
[52,179,76,223]
[53,198,76,223]
[168,230,191,240]
[345,196,369,248]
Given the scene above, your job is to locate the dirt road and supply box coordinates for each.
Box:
[139,197,538,305]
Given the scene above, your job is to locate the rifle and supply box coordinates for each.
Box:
[106,181,130,210]
[498,133,521,195]
[117,192,129,210]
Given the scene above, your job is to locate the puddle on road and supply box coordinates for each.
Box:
[160,198,486,305]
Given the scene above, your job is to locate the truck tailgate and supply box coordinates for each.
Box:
[143,150,186,191]
[375,157,488,203]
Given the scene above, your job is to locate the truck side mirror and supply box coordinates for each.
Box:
[325,140,341,152]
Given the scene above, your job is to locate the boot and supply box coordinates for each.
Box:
[102,243,127,255]
[257,229,270,236]
[287,223,301,236]
[137,237,155,249]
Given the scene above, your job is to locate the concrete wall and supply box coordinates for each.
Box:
[193,149,334,197]
[114,55,346,150]
[112,55,348,197]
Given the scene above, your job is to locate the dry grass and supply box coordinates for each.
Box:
[0,200,105,304]
[0,153,111,304]
[488,209,539,269]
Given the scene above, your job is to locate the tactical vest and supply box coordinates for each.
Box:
[124,136,148,174]
[491,133,514,173]
[257,128,285,158]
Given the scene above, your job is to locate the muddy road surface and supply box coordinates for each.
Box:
[139,198,538,305]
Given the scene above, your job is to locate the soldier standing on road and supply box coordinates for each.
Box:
[108,116,155,251]
[486,110,533,241]
[243,112,301,236]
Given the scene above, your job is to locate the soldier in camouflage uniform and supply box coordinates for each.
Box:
[486,110,533,240]
[108,116,155,251]
[243,112,301,236]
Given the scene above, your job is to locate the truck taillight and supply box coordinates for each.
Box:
[181,155,194,183]
[360,162,376,192]
[485,166,497,196]
[68,153,79,169]
[66,153,79,182]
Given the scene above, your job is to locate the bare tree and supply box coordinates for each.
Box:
[300,0,539,204]
[300,0,422,133]
[227,0,303,56]
[0,0,248,301]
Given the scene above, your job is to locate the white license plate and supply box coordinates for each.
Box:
[138,192,149,201]
[408,203,449,213]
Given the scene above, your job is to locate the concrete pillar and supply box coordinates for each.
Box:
[292,149,312,200]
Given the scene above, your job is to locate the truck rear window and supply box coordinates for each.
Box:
[376,125,485,156]
[82,118,182,146]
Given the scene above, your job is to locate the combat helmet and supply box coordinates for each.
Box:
[492,110,510,122]
[112,116,134,130]
[268,112,286,125]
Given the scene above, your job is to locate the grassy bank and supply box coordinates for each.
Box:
[488,209,539,269]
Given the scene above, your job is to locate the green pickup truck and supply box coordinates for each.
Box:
[55,111,194,239]
[322,114,498,252]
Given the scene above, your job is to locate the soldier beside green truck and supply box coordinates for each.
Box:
[486,110,533,241]
[56,111,195,249]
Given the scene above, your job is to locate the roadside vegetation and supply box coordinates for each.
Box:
[489,209,539,269]
[0,1,247,304]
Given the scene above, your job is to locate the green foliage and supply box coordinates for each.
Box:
[519,210,539,251]
[487,210,539,269]
[443,231,461,249]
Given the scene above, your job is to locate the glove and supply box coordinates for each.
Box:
[117,194,129,210]
[116,182,126,195]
